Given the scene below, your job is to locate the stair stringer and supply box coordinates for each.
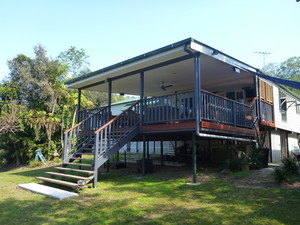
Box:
[94,127,140,169]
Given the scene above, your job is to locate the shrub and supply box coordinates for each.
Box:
[225,158,242,172]
[28,160,43,168]
[282,157,299,174]
[248,147,263,169]
[274,167,288,183]
[53,157,61,163]
[274,157,300,184]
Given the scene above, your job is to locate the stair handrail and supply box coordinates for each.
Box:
[93,101,141,170]
[64,106,108,134]
[63,106,109,161]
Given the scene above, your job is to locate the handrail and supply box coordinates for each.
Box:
[202,89,256,108]
[63,106,110,162]
[94,100,141,134]
[64,106,108,134]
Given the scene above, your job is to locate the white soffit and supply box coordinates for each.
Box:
[67,46,188,89]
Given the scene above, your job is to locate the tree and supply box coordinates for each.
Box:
[262,56,300,96]
[57,46,90,77]
[1,45,76,164]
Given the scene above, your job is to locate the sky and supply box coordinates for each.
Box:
[1,0,300,81]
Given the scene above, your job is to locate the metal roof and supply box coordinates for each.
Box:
[65,38,258,91]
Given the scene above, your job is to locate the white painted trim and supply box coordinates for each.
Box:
[189,41,256,72]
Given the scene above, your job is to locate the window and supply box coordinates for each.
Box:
[279,91,287,121]
[260,79,273,103]
[296,103,300,114]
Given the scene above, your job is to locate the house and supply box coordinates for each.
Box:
[36,38,300,189]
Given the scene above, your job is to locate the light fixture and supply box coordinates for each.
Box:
[233,67,240,73]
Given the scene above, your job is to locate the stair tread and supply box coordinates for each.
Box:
[76,152,93,155]
[36,177,87,189]
[70,157,93,161]
[54,167,95,174]
[45,172,93,180]
[63,162,91,167]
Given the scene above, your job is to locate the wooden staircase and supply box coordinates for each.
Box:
[36,148,95,189]
[36,102,141,190]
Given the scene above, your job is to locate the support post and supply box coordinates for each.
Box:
[194,53,202,135]
[93,132,99,188]
[140,72,144,125]
[269,129,273,162]
[142,136,146,175]
[192,132,197,183]
[77,89,82,123]
[127,142,130,152]
[160,141,164,166]
[124,151,127,168]
[108,80,112,120]
[106,159,110,172]
[256,76,261,121]
[147,141,150,159]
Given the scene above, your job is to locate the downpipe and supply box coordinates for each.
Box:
[196,131,256,142]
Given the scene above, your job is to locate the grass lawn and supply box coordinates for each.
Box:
[0,165,300,225]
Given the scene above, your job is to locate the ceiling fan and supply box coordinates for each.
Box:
[161,81,173,91]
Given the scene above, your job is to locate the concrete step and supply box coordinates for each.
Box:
[54,167,95,175]
[63,162,92,168]
[36,177,87,189]
[45,172,93,181]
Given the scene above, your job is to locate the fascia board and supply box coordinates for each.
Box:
[189,41,257,73]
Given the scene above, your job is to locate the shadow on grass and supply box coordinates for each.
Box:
[2,165,300,224]
[93,173,300,225]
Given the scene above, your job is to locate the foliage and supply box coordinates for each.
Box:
[225,157,243,172]
[0,45,95,165]
[0,100,22,135]
[53,157,61,163]
[28,160,43,168]
[273,157,299,184]
[263,56,300,96]
[248,147,263,169]
[274,167,288,183]
[57,46,90,77]
[281,157,299,174]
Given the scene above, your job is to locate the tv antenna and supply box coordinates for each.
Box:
[254,51,270,68]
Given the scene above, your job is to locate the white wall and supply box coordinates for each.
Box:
[288,133,300,154]
[272,85,300,133]
[271,131,281,162]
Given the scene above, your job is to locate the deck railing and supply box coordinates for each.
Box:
[72,90,257,137]
[78,106,105,123]
[143,90,255,129]
[202,91,255,128]
[143,91,195,123]
[63,106,110,162]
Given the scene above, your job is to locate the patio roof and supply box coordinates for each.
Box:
[65,38,258,96]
